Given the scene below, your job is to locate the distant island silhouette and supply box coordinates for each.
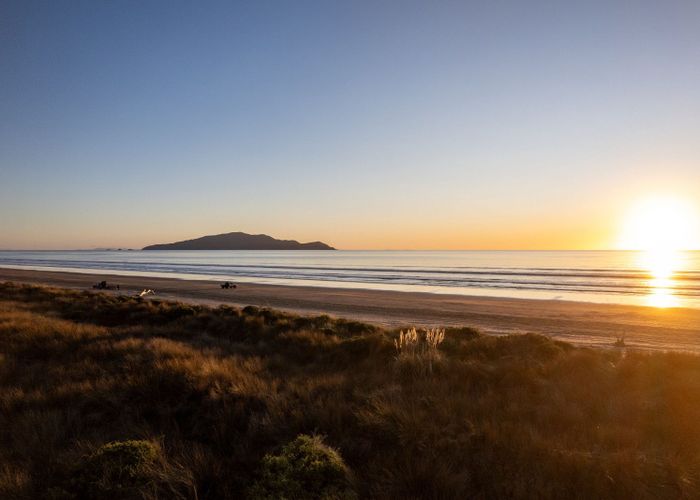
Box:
[143,232,335,250]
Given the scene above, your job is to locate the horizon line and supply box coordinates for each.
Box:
[2,248,700,252]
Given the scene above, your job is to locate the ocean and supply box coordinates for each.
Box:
[1,250,699,308]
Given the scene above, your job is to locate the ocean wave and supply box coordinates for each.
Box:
[2,254,700,299]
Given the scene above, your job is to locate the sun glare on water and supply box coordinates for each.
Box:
[619,196,700,308]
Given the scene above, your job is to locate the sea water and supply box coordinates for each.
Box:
[1,250,699,308]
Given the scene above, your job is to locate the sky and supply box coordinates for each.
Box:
[1,0,699,250]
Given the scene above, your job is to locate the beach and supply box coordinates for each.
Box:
[2,266,699,352]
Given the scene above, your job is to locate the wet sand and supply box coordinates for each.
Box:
[2,267,700,352]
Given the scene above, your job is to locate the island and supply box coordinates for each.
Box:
[142,231,335,250]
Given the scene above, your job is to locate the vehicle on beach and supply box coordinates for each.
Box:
[92,281,119,290]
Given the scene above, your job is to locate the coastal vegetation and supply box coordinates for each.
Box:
[1,281,700,499]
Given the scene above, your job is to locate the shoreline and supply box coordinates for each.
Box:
[2,266,700,352]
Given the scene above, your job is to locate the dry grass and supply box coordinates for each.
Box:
[394,327,446,375]
[1,281,700,498]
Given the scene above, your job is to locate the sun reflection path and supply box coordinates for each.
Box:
[647,277,678,308]
[639,250,686,308]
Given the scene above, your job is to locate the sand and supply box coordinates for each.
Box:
[2,267,700,352]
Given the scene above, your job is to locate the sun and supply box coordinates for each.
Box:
[618,194,699,281]
[618,195,698,307]
[618,195,700,253]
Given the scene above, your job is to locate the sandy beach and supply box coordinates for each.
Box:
[2,266,700,352]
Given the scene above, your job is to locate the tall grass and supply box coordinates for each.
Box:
[1,281,700,498]
[394,327,445,374]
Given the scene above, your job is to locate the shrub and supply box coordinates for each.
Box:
[72,440,159,498]
[248,434,356,500]
[242,305,260,315]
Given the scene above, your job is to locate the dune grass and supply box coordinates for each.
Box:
[1,281,700,499]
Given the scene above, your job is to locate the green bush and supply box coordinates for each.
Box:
[73,440,158,498]
[248,434,356,500]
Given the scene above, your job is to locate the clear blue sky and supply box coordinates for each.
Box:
[2,0,699,249]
